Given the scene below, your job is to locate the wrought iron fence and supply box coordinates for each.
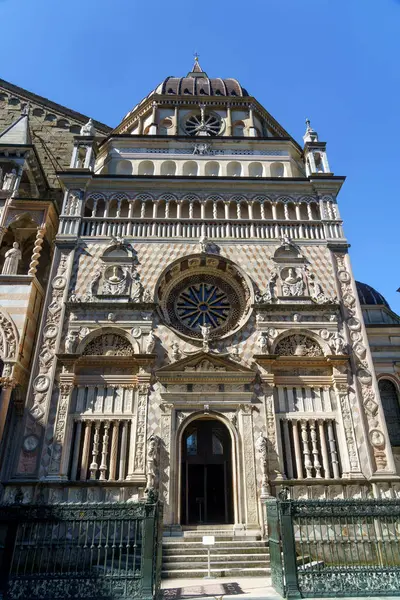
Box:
[265,496,400,598]
[0,500,162,600]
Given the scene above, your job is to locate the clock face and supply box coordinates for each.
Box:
[23,435,39,452]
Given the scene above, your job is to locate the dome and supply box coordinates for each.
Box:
[356,281,390,309]
[154,58,248,97]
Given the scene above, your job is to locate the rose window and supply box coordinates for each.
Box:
[185,113,221,136]
[176,283,230,331]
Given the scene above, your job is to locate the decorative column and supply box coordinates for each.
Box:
[89,421,101,480]
[300,420,313,478]
[99,420,110,480]
[149,101,158,135]
[282,420,294,479]
[80,421,92,481]
[327,420,340,478]
[70,420,82,481]
[248,104,257,137]
[226,104,232,136]
[119,421,128,480]
[28,226,46,276]
[173,107,179,135]
[292,420,303,479]
[109,420,119,481]
[240,404,258,525]
[318,419,331,478]
[11,163,24,198]
[309,420,322,478]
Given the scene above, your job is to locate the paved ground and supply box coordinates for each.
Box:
[160,577,400,600]
[160,577,279,599]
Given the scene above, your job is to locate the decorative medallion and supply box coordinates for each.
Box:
[23,434,39,452]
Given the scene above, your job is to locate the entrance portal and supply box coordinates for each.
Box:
[181,418,233,525]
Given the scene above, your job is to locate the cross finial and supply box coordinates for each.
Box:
[194,51,200,62]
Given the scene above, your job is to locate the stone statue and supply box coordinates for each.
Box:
[255,271,278,303]
[255,433,271,497]
[171,342,180,361]
[257,332,268,354]
[146,435,159,494]
[199,235,208,254]
[143,289,152,303]
[331,332,346,355]
[200,323,211,351]
[3,169,16,191]
[2,242,21,275]
[65,331,78,353]
[80,118,95,136]
[146,331,156,353]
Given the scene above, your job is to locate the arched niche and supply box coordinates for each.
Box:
[205,161,219,177]
[272,330,328,357]
[227,161,242,177]
[138,160,154,176]
[183,161,198,176]
[249,162,263,177]
[160,161,176,176]
[271,162,285,177]
[116,160,133,175]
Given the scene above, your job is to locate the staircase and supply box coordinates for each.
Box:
[162,527,270,579]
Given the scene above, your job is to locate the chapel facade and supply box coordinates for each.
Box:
[0,61,400,532]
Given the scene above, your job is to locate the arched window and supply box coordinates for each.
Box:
[379,379,400,446]
[233,121,245,137]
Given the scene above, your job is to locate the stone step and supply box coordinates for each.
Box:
[163,559,269,569]
[162,567,271,579]
[163,540,268,549]
[163,553,270,562]
[163,546,269,556]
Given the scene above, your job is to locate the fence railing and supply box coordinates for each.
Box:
[0,500,163,600]
[265,496,400,598]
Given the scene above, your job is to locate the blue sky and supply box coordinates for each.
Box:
[1,0,399,311]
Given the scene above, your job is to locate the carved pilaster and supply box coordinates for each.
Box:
[47,376,75,479]
[263,383,283,480]
[334,383,363,477]
[239,404,258,524]
[334,252,395,474]
[160,403,174,523]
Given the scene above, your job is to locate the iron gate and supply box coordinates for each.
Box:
[266,497,400,598]
[0,500,162,600]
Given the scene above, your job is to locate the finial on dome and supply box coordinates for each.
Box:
[191,51,203,73]
[303,117,318,143]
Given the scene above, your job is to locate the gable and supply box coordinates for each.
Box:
[156,351,256,384]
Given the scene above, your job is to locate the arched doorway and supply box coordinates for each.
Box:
[181,418,234,525]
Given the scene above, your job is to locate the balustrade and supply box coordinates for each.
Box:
[75,217,338,240]
[71,418,132,481]
[279,418,341,479]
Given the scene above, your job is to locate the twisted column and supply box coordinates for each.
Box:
[28,227,46,276]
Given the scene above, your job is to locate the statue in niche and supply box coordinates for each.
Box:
[3,169,16,191]
[65,331,78,353]
[2,242,21,275]
[281,267,304,297]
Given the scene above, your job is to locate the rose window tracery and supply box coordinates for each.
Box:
[157,256,252,340]
[176,282,230,330]
[185,112,221,136]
